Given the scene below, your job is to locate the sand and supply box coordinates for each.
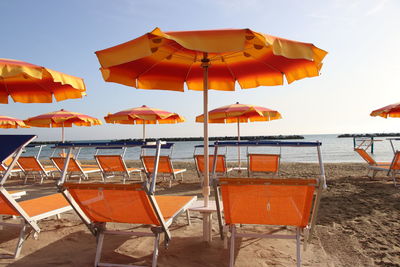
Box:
[1,161,399,267]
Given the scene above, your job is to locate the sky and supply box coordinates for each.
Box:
[1,0,400,141]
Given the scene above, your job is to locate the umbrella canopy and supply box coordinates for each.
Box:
[95,27,327,226]
[24,109,102,142]
[370,103,400,118]
[0,115,29,128]
[104,105,185,140]
[196,102,282,168]
[0,58,86,104]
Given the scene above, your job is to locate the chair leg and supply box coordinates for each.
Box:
[14,224,30,259]
[186,210,191,226]
[94,232,105,267]
[152,232,161,267]
[296,227,301,267]
[229,225,236,267]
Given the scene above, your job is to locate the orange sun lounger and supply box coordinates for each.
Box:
[95,155,142,183]
[17,156,58,184]
[247,153,280,177]
[367,151,400,187]
[354,148,391,177]
[51,157,100,183]
[215,177,322,267]
[194,154,233,181]
[141,155,186,187]
[0,188,72,258]
[61,182,196,267]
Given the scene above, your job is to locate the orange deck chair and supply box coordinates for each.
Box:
[17,156,58,184]
[0,156,24,178]
[61,182,196,267]
[194,154,233,180]
[247,153,280,177]
[354,148,391,177]
[141,156,186,187]
[368,151,400,187]
[51,157,100,183]
[0,189,72,258]
[215,178,322,267]
[95,155,142,183]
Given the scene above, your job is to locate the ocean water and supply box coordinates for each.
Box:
[23,134,398,163]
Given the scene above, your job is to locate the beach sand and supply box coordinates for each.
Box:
[1,161,399,267]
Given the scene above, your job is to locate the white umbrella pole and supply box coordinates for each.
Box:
[61,123,65,143]
[143,120,146,142]
[237,118,241,169]
[201,53,211,243]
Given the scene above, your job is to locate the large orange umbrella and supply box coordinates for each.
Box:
[196,102,282,168]
[0,115,29,128]
[24,109,102,142]
[0,58,86,104]
[370,102,400,118]
[95,27,327,224]
[105,105,185,140]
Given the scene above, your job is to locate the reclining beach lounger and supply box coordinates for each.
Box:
[194,154,233,180]
[141,156,186,187]
[17,156,58,184]
[354,148,391,177]
[215,177,321,267]
[247,153,280,177]
[0,135,72,258]
[51,157,101,183]
[95,155,142,183]
[367,151,400,187]
[60,182,196,267]
[0,189,72,258]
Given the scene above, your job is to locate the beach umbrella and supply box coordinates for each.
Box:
[104,105,185,141]
[0,115,29,128]
[370,102,400,118]
[0,58,86,104]
[196,102,282,169]
[24,109,102,142]
[95,27,327,223]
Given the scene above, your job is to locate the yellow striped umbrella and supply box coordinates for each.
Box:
[370,102,400,118]
[24,109,102,142]
[0,115,29,128]
[196,102,282,168]
[0,58,86,104]
[105,105,185,140]
[95,27,327,223]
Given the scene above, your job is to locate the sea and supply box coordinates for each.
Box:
[23,134,399,163]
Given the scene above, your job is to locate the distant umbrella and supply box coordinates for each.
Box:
[0,115,29,128]
[370,102,400,118]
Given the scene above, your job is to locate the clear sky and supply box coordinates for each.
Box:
[1,0,399,141]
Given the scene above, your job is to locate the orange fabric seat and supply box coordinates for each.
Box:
[141,155,186,187]
[18,193,70,217]
[51,157,100,183]
[194,154,232,178]
[354,148,392,178]
[95,155,142,183]
[17,156,58,184]
[247,153,280,177]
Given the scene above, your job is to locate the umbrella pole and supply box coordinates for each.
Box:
[62,123,65,143]
[237,118,241,170]
[143,120,146,142]
[202,53,212,243]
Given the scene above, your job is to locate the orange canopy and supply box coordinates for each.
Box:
[96,27,327,91]
[0,58,86,104]
[25,109,102,128]
[370,103,400,118]
[105,105,185,125]
[0,115,29,128]
[196,102,282,123]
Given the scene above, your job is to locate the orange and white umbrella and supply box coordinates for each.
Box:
[0,115,29,128]
[105,105,185,140]
[95,27,327,234]
[196,102,282,168]
[370,102,400,118]
[0,58,86,104]
[24,109,102,142]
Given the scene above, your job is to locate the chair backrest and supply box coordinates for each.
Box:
[195,154,227,174]
[354,148,376,165]
[219,178,317,227]
[0,190,19,216]
[95,155,127,173]
[389,151,400,171]
[17,156,45,172]
[51,157,83,172]
[141,156,173,174]
[248,153,280,174]
[63,183,161,225]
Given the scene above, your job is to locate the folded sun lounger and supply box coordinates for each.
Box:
[60,182,196,267]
